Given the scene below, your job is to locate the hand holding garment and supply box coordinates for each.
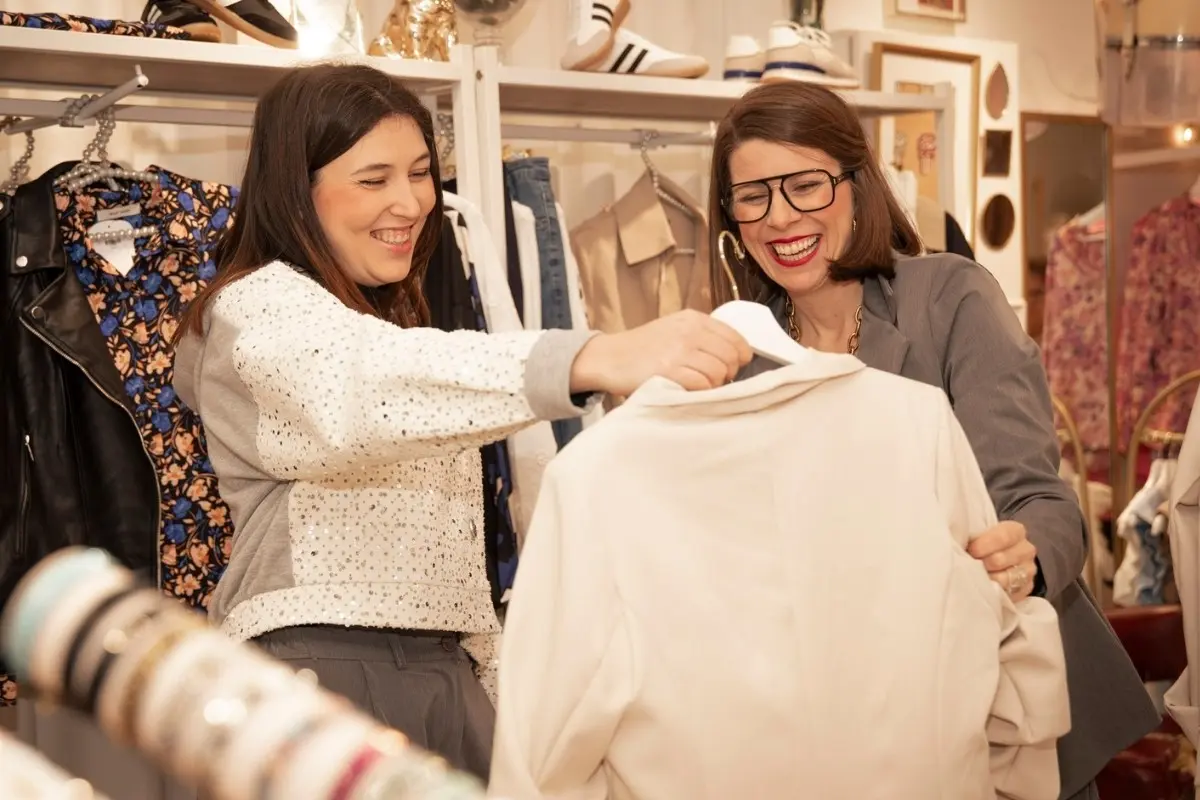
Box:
[490,352,1070,800]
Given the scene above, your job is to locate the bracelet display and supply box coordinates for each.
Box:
[0,547,489,800]
[0,730,111,800]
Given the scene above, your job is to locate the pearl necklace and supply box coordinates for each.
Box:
[91,224,156,245]
[786,299,864,355]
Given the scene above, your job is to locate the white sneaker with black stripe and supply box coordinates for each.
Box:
[561,0,630,71]
[585,28,709,79]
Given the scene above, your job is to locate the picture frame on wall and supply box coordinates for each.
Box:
[871,42,980,245]
[895,0,966,22]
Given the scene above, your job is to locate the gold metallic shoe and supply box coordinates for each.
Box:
[368,0,458,61]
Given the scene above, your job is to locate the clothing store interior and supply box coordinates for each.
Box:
[3,0,1200,798]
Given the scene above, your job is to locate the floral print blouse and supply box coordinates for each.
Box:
[1041,221,1109,468]
[1116,194,1200,451]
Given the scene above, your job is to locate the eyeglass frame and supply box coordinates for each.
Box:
[722,168,856,224]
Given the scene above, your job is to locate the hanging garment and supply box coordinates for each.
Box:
[1116,195,1200,450]
[443,192,560,543]
[0,10,191,37]
[1042,222,1109,459]
[1167,390,1200,749]
[428,216,521,604]
[511,202,542,330]
[60,166,239,607]
[504,158,581,449]
[0,162,234,703]
[1113,455,1176,606]
[443,176,523,322]
[571,170,712,336]
[425,216,477,335]
[491,354,1070,800]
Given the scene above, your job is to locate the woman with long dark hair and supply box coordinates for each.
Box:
[173,63,750,778]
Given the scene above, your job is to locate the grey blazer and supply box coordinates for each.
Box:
[746,253,1158,797]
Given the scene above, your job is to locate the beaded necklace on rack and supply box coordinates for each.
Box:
[786,299,864,355]
[0,116,35,196]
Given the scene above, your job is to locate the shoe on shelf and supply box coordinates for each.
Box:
[188,0,298,49]
[761,21,860,89]
[585,28,709,78]
[141,0,221,42]
[561,0,630,71]
[368,1,458,61]
[723,35,765,82]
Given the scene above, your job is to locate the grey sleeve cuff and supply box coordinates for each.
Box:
[524,328,602,421]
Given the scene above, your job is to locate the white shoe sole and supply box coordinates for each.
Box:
[761,69,860,89]
[561,0,631,71]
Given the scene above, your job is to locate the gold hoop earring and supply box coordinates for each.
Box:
[717,230,746,301]
[852,218,858,233]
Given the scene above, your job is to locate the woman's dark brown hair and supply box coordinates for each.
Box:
[708,81,921,306]
[177,63,442,340]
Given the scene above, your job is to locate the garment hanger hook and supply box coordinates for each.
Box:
[717,230,745,301]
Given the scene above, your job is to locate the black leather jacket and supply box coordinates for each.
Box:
[0,163,159,611]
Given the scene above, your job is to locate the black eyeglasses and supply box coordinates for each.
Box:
[723,168,855,224]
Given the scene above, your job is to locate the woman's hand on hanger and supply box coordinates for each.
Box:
[570,310,753,396]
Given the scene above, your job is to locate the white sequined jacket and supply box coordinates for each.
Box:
[174,262,596,699]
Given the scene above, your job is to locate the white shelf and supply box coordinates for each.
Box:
[491,64,950,122]
[0,27,463,100]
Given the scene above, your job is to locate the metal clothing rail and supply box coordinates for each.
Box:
[4,67,150,134]
[1112,144,1200,170]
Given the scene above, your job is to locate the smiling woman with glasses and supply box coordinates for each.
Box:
[706,80,1158,800]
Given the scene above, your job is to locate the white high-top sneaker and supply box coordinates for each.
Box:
[561,0,631,71]
[586,27,709,78]
[723,35,765,82]
[761,21,860,88]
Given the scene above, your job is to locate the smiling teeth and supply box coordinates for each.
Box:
[373,230,411,244]
[772,235,819,258]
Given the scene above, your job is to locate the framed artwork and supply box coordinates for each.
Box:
[895,0,966,22]
[871,42,980,245]
[982,129,1013,177]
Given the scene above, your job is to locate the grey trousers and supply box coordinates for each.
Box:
[253,625,495,780]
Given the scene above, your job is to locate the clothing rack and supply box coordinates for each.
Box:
[1122,369,1200,510]
[0,66,257,132]
[1112,144,1200,170]
[3,67,150,135]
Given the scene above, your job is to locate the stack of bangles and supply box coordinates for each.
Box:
[0,547,487,800]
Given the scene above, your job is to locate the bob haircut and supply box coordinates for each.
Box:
[178,62,442,339]
[707,80,921,305]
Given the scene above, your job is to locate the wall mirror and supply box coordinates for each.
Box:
[1019,113,1109,600]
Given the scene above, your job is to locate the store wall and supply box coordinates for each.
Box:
[3,0,1101,242]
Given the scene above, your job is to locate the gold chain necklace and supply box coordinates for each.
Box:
[787,300,864,355]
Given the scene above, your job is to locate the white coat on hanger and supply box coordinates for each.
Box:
[491,353,1070,800]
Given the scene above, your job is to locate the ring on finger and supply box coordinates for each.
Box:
[1007,566,1023,595]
